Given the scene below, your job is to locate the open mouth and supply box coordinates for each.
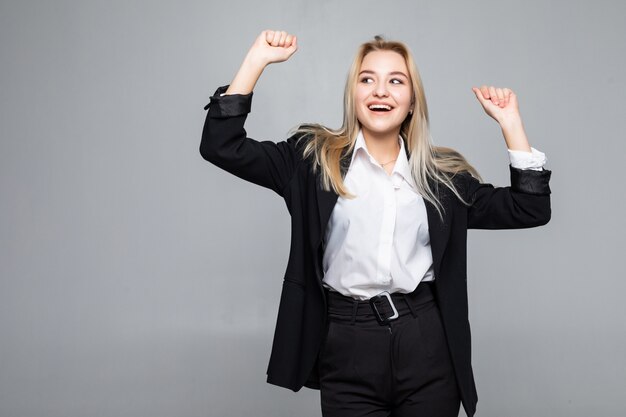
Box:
[368,104,393,112]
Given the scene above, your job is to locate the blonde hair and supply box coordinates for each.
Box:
[292,35,481,219]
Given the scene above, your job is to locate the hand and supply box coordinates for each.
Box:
[246,30,298,67]
[472,85,521,125]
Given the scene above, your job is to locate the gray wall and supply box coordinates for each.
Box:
[1,1,624,416]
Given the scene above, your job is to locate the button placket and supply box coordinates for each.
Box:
[376,177,396,285]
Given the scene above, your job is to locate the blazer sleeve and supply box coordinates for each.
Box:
[199,85,302,197]
[459,166,552,229]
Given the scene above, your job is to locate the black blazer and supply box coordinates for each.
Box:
[200,85,552,417]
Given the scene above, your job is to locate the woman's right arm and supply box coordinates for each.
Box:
[200,30,301,197]
[225,30,297,95]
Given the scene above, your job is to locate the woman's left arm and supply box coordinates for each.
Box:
[463,86,552,229]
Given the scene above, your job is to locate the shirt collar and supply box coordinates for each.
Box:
[350,129,416,189]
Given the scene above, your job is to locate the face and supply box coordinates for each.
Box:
[355,50,413,139]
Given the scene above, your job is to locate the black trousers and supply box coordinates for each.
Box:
[318,282,461,417]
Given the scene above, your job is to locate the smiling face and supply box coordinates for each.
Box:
[355,50,414,139]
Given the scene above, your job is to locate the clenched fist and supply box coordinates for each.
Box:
[247,30,298,67]
[472,85,521,125]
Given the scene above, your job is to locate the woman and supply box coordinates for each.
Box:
[200,30,551,417]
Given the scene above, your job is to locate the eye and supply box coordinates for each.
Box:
[360,77,373,84]
[390,78,403,85]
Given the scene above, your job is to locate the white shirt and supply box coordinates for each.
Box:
[321,129,546,300]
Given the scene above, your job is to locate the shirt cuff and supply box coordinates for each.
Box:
[508,147,547,171]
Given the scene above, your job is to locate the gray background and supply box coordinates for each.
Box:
[1,0,624,416]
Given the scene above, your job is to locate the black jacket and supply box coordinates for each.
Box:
[200,85,552,417]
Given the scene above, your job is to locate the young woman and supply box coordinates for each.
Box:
[200,30,551,417]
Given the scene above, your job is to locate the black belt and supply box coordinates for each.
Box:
[324,281,436,325]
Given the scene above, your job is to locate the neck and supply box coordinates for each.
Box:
[361,129,401,163]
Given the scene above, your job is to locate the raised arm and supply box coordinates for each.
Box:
[463,86,552,229]
[225,30,298,95]
[200,30,302,197]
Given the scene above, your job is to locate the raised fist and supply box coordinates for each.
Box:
[247,30,298,66]
[472,85,521,124]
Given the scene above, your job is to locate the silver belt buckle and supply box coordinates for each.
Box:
[369,291,399,325]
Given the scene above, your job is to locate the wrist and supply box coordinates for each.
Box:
[243,51,270,71]
[498,115,523,131]
[225,54,267,95]
[500,119,531,152]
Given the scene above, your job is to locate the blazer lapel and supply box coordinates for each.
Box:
[424,182,452,280]
[315,149,350,248]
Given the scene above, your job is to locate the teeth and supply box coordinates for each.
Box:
[368,104,391,111]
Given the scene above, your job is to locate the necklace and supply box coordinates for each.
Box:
[379,158,397,166]
[379,144,400,166]
[370,139,400,167]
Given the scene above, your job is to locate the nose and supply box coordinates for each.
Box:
[373,81,389,97]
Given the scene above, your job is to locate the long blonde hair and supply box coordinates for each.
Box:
[292,35,481,219]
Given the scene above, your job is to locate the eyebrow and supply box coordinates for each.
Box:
[358,70,409,78]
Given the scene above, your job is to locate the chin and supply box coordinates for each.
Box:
[361,126,400,137]
[361,121,402,133]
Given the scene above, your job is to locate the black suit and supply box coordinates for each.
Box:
[200,85,552,417]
